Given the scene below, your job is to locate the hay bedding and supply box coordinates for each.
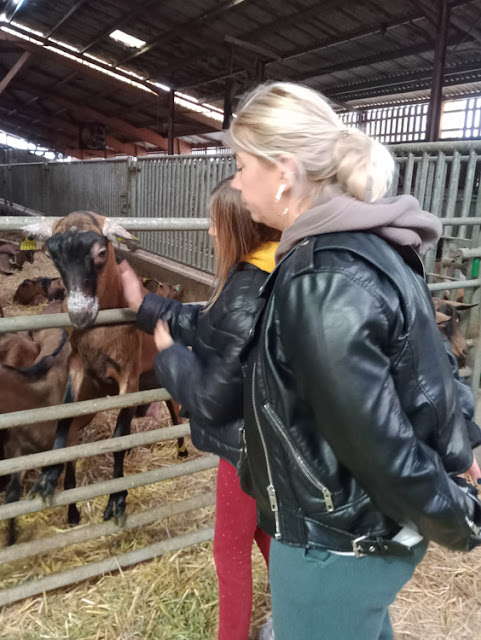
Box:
[1,253,481,639]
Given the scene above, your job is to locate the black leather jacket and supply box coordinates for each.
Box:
[242,232,481,552]
[136,262,269,467]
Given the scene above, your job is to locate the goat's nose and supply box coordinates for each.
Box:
[67,291,99,328]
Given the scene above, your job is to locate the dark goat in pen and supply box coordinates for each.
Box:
[0,322,78,545]
[26,212,186,525]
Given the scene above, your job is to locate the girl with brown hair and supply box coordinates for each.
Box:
[119,177,279,640]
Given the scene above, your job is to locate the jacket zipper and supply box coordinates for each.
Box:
[264,403,334,512]
[252,363,282,540]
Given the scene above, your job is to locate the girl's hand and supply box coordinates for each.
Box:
[154,320,173,352]
[466,457,481,487]
[118,260,147,313]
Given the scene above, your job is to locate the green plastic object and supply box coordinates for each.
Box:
[472,258,480,278]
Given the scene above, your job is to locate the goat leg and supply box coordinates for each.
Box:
[103,406,135,527]
[64,461,80,525]
[5,473,21,546]
[165,400,188,459]
[29,378,74,505]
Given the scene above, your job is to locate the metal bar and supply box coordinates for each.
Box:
[168,89,175,156]
[0,216,211,231]
[0,526,215,608]
[0,308,135,333]
[459,247,481,258]
[0,423,191,476]
[440,218,481,225]
[428,278,481,292]
[426,0,450,141]
[0,455,219,521]
[403,153,415,194]
[458,150,478,237]
[0,388,172,431]
[389,141,481,153]
[0,492,216,565]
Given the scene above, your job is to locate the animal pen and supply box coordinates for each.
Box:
[1,142,481,621]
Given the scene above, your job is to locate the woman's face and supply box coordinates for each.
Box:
[231,151,285,230]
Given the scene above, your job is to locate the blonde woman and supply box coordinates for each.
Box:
[228,82,481,640]
[119,178,279,640]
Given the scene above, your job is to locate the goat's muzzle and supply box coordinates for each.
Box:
[67,291,100,328]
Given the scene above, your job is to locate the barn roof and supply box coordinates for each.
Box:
[1,0,480,157]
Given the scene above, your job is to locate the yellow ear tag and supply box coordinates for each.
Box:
[20,237,37,251]
[116,235,138,242]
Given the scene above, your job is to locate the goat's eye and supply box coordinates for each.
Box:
[98,248,107,258]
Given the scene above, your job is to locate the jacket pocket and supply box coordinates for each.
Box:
[263,402,336,513]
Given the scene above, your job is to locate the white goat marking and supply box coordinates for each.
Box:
[67,290,99,318]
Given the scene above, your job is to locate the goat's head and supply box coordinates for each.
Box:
[433,297,477,366]
[13,278,48,306]
[24,212,137,328]
[143,278,182,300]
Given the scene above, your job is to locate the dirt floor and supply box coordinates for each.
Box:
[1,248,481,639]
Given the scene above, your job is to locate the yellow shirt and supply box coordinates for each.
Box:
[243,241,279,274]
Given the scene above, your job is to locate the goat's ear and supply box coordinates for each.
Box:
[22,217,55,240]
[102,219,139,251]
[435,311,451,324]
[446,301,478,311]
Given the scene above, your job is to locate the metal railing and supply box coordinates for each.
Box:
[0,215,220,606]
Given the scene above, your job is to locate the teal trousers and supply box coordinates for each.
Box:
[269,538,427,640]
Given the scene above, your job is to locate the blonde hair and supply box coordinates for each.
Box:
[205,177,279,310]
[229,82,394,203]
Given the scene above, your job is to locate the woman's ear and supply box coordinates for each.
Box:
[277,154,298,191]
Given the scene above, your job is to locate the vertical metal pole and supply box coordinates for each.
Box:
[426,0,450,142]
[255,59,265,83]
[223,77,234,130]
[168,89,175,156]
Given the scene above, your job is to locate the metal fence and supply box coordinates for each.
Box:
[0,154,236,273]
[1,142,481,605]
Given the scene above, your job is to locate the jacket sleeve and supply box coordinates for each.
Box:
[277,269,481,551]
[136,292,201,345]
[154,307,256,424]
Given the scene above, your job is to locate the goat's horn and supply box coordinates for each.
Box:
[102,219,140,252]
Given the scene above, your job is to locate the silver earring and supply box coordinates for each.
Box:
[275,184,286,202]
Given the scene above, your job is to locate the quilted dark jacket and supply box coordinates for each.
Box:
[136,262,269,466]
[241,231,481,552]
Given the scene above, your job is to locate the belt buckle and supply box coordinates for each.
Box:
[352,535,368,558]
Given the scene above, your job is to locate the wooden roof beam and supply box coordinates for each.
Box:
[297,34,468,83]
[21,77,193,153]
[46,0,90,39]
[116,0,250,67]
[79,0,160,53]
[0,116,88,158]
[0,51,31,96]
[1,97,149,156]
[176,0,478,93]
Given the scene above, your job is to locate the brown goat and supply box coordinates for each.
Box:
[13,277,66,306]
[25,211,185,525]
[0,316,81,545]
[143,278,182,299]
[0,332,40,368]
[432,297,477,368]
[0,242,35,275]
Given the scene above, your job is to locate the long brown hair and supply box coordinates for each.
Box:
[206,177,279,309]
